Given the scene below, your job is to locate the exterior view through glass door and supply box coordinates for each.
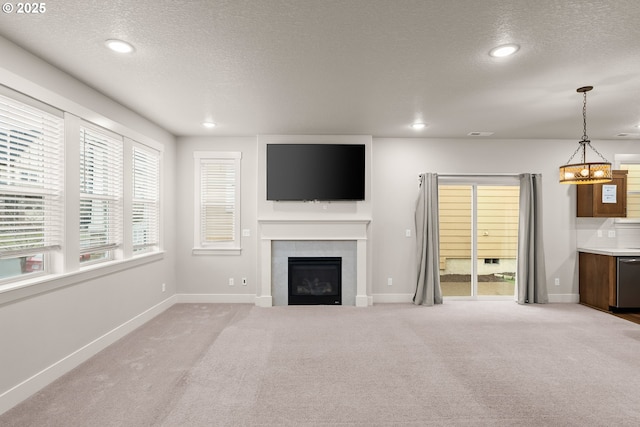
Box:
[438,183,519,298]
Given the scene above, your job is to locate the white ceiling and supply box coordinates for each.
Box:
[1,0,640,140]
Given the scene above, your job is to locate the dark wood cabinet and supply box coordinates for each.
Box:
[579,252,616,311]
[577,169,627,217]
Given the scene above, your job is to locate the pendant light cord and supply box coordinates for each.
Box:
[564,87,609,165]
[582,90,588,142]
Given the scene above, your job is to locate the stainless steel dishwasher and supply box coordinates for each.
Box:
[617,257,640,308]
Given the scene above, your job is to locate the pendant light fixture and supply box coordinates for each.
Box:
[559,86,612,184]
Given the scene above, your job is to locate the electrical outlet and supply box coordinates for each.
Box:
[554,278,560,286]
[162,283,166,292]
[608,230,616,238]
[242,277,247,286]
[405,229,411,237]
[228,278,234,286]
[597,230,603,238]
[387,277,393,286]
[242,229,250,237]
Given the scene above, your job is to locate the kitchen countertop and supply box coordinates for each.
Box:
[578,247,640,256]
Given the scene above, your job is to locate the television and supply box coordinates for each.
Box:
[266,144,365,201]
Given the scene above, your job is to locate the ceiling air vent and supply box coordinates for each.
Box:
[467,131,494,136]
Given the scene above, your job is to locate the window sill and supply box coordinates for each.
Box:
[0,251,165,306]
[614,218,640,227]
[192,247,242,256]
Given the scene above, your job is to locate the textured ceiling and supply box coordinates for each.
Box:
[1,0,639,139]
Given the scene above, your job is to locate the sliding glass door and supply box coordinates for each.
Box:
[438,181,519,299]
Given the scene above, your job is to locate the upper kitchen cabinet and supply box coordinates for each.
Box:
[577,170,627,217]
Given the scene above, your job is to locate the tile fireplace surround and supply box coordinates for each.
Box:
[257,219,371,307]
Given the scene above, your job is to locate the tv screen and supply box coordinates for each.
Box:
[267,144,365,201]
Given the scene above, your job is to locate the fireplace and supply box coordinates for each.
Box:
[257,219,370,307]
[288,257,342,305]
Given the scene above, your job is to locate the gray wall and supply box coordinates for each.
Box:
[0,38,177,409]
[371,137,640,299]
[175,136,258,298]
[3,31,640,415]
[175,136,640,302]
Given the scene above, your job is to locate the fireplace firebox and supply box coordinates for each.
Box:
[288,257,342,305]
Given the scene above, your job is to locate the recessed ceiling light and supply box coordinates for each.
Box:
[468,131,494,136]
[202,121,217,129]
[489,43,519,58]
[105,39,135,54]
[411,123,427,130]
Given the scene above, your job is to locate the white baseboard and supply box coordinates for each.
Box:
[175,293,256,304]
[0,295,176,416]
[373,293,414,303]
[373,293,580,304]
[548,293,580,303]
[254,295,273,307]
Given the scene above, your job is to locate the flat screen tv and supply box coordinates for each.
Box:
[266,144,365,201]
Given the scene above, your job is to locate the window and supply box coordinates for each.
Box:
[0,93,64,281]
[620,164,640,219]
[616,154,640,221]
[79,125,123,264]
[193,151,241,254]
[0,87,164,291]
[132,144,160,254]
[439,180,519,299]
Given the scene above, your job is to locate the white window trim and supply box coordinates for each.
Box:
[614,154,640,226]
[0,90,65,281]
[0,84,165,294]
[0,251,164,306]
[193,151,242,255]
[131,141,161,256]
[78,122,124,265]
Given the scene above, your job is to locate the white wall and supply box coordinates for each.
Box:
[0,37,177,412]
[2,29,639,416]
[371,137,640,302]
[174,135,640,304]
[175,136,258,299]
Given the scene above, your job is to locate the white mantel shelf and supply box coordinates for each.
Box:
[257,218,371,307]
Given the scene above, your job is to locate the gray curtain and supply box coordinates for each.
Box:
[516,173,548,304]
[413,173,443,306]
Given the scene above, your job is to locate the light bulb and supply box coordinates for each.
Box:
[489,44,520,58]
[580,168,590,177]
[105,39,135,54]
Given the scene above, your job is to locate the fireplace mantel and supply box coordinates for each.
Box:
[257,218,371,307]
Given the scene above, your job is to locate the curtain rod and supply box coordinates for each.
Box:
[419,173,521,178]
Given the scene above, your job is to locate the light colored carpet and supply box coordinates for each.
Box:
[2,302,640,426]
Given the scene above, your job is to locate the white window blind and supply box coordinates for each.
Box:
[132,145,160,252]
[79,125,122,257]
[0,93,64,258]
[620,163,640,219]
[194,152,241,251]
